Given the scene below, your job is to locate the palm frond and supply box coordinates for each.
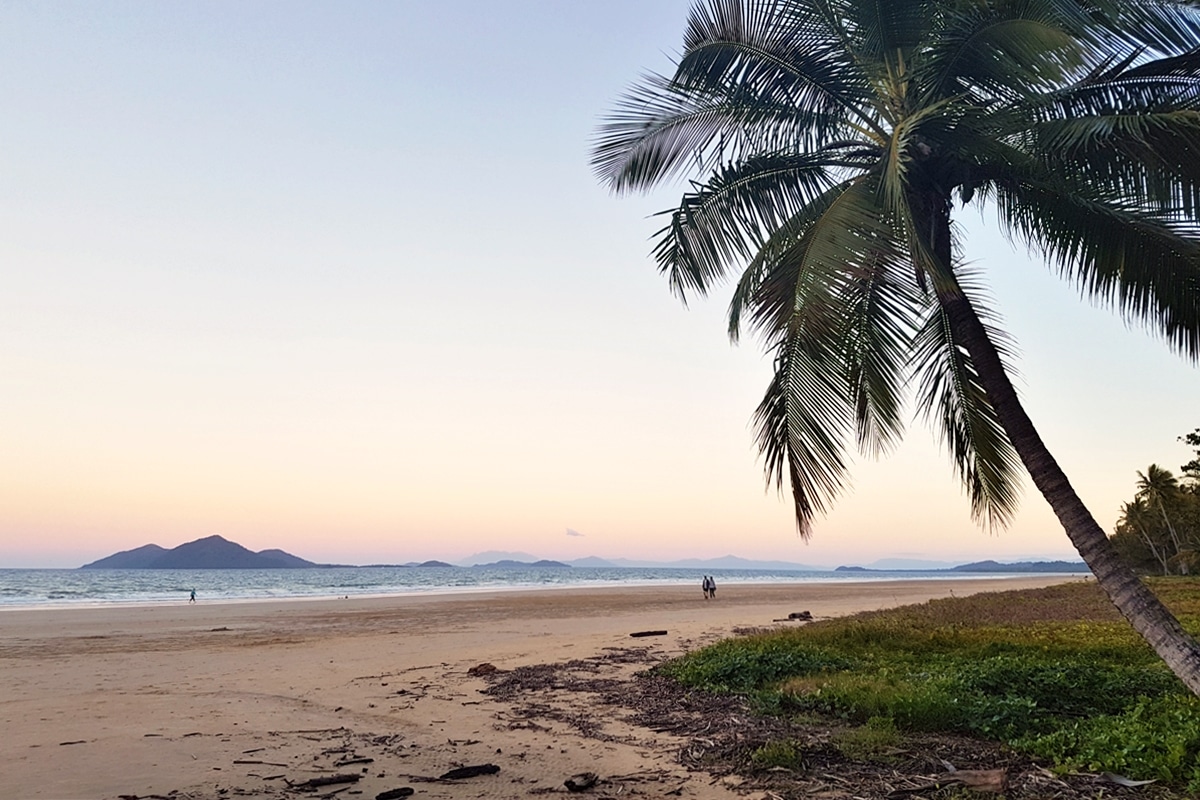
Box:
[675,0,885,144]
[912,267,1024,527]
[996,178,1200,358]
[839,239,924,457]
[754,331,853,538]
[593,72,811,193]
[1026,55,1200,213]
[727,180,851,339]
[651,149,845,299]
[920,1,1088,101]
[732,175,919,472]
[1085,0,1200,55]
[844,0,934,59]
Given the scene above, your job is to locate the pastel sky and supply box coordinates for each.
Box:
[2,2,1196,569]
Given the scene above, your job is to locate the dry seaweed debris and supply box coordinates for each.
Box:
[477,647,1188,800]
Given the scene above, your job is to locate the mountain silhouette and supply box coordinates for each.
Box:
[80,535,317,569]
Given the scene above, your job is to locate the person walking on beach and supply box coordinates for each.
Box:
[189,588,196,603]
[709,576,716,598]
[701,575,713,600]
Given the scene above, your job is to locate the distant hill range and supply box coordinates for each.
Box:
[834,559,1089,574]
[80,535,318,570]
[79,536,1087,573]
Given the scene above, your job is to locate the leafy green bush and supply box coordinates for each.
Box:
[950,655,1179,714]
[1019,696,1200,790]
[833,716,903,761]
[784,671,967,732]
[660,637,853,693]
[750,739,804,770]
[946,654,1182,738]
[655,579,1200,789]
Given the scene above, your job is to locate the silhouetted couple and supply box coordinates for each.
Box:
[701,575,716,600]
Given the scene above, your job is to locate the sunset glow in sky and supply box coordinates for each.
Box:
[2,2,1197,569]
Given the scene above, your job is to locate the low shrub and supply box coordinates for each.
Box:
[782,671,967,732]
[660,636,853,693]
[749,738,805,770]
[655,579,1200,789]
[1018,696,1200,791]
[833,716,903,762]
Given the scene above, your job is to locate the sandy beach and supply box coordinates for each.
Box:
[1,577,1081,800]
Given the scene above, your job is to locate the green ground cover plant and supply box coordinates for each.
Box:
[658,580,1200,790]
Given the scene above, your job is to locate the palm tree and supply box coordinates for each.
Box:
[1137,464,1185,569]
[592,0,1200,692]
[1117,496,1172,575]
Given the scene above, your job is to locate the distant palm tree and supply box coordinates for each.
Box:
[1117,496,1172,575]
[593,0,1200,691]
[1137,464,1185,568]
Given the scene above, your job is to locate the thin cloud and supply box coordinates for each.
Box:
[566,528,584,537]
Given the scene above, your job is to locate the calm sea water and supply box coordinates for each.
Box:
[0,566,1061,610]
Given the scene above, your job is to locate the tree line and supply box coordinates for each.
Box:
[1112,429,1200,575]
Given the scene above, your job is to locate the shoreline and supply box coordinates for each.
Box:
[0,570,1090,613]
[2,576,1083,799]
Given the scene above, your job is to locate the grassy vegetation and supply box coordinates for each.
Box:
[658,579,1200,790]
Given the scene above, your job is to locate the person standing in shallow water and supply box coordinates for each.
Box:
[189,589,196,603]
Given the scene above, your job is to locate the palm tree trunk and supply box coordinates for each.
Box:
[909,189,1200,694]
[936,277,1200,695]
[1137,527,1172,576]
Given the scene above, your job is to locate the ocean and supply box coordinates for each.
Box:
[0,566,1068,610]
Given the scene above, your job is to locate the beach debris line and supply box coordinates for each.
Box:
[438,763,500,779]
[564,771,599,792]
[628,630,668,638]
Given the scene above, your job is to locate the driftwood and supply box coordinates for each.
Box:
[288,773,362,790]
[375,789,414,800]
[628,630,668,638]
[564,772,599,792]
[943,768,1007,792]
[439,763,500,780]
[888,768,1008,797]
[467,663,499,676]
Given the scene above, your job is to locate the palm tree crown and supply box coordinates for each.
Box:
[594,0,1200,534]
[594,0,1200,693]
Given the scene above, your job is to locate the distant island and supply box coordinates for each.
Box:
[472,559,569,569]
[79,537,576,570]
[80,535,319,570]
